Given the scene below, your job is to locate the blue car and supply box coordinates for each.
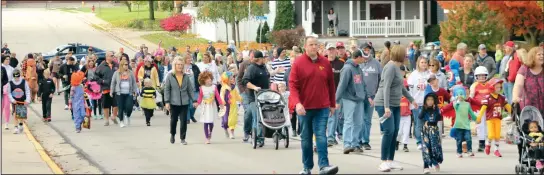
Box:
[42,43,107,65]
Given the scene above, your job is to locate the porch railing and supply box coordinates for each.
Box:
[351,17,423,37]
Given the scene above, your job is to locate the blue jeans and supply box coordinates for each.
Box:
[455,129,472,154]
[341,99,364,148]
[503,82,513,104]
[249,102,263,141]
[327,101,342,142]
[360,99,375,144]
[376,106,401,161]
[299,108,330,170]
[187,91,199,120]
[412,106,423,145]
[242,92,252,135]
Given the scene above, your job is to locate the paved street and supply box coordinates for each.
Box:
[2,8,518,174]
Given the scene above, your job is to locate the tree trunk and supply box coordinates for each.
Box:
[231,21,237,46]
[124,1,132,12]
[523,30,538,47]
[149,0,155,20]
[236,20,241,48]
[224,20,229,43]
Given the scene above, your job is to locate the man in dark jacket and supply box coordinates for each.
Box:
[1,56,9,93]
[58,57,78,110]
[325,43,345,146]
[95,51,119,126]
[206,41,216,56]
[1,43,10,56]
[9,53,18,68]
[241,51,270,144]
[237,50,254,141]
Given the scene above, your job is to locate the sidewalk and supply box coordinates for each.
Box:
[1,126,54,174]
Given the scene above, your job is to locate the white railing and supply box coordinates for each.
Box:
[351,16,423,37]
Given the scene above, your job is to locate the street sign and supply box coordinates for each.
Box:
[255,16,267,20]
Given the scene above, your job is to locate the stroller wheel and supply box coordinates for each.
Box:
[274,133,280,150]
[283,127,290,148]
[529,167,536,175]
[252,128,257,149]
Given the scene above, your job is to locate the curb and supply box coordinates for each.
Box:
[23,123,65,174]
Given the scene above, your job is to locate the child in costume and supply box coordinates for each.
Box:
[69,71,88,133]
[140,78,157,126]
[445,59,461,89]
[195,71,224,144]
[424,74,451,137]
[397,96,412,152]
[25,58,39,103]
[441,85,477,157]
[470,66,491,152]
[476,78,511,157]
[419,93,444,174]
[85,81,103,120]
[38,69,55,122]
[7,70,31,134]
[220,71,242,139]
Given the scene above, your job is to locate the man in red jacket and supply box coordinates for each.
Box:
[503,41,521,104]
[289,36,338,175]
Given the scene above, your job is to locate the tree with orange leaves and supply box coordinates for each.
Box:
[487,1,544,46]
[438,2,506,52]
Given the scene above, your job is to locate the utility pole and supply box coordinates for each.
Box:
[248,1,251,46]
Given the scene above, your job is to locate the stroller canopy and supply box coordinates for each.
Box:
[520,106,544,131]
[257,91,282,104]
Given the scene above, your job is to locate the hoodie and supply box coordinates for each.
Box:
[335,59,369,103]
[359,56,382,98]
[474,54,496,81]
[419,93,442,125]
[447,59,461,88]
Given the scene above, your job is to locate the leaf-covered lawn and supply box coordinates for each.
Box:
[77,6,171,31]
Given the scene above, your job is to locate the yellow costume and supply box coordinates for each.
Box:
[220,82,242,130]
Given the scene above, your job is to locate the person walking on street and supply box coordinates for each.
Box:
[289,36,339,175]
[59,57,78,111]
[241,51,270,146]
[48,54,62,95]
[37,69,55,122]
[110,59,138,128]
[164,56,197,145]
[95,51,119,126]
[140,78,157,126]
[184,54,200,124]
[373,45,416,172]
[69,71,87,133]
[473,44,496,81]
[335,49,372,154]
[359,43,382,150]
[7,70,31,134]
[237,51,255,142]
[326,43,345,145]
[407,56,430,150]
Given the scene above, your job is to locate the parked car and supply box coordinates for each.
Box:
[42,43,107,65]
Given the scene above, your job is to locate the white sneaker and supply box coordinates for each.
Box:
[423,168,431,174]
[434,165,440,172]
[417,144,423,150]
[119,121,125,128]
[64,105,69,110]
[4,123,9,130]
[378,162,391,172]
[126,117,130,126]
[12,126,18,134]
[388,161,404,170]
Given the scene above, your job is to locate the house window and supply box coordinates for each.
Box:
[395,0,402,19]
[423,0,428,24]
[369,4,392,20]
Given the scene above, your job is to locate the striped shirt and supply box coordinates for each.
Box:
[270,57,291,83]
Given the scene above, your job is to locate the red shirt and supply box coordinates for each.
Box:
[483,94,507,120]
[430,87,451,108]
[507,52,521,82]
[400,97,411,116]
[288,53,336,111]
[472,82,490,108]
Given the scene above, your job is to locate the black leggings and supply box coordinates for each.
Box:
[291,113,299,134]
[91,99,103,116]
[170,105,189,140]
[143,108,154,123]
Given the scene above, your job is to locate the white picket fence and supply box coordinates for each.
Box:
[351,17,423,37]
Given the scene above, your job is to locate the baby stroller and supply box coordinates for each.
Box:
[252,90,290,150]
[515,105,544,175]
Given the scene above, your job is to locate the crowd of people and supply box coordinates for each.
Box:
[1,38,544,174]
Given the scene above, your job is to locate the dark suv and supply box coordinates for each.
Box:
[42,43,107,65]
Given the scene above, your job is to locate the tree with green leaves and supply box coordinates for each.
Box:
[256,21,270,43]
[273,1,295,31]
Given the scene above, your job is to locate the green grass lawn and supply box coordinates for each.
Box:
[77,6,172,31]
[141,33,209,50]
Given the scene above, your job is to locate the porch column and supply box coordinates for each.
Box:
[419,0,424,37]
[349,0,353,37]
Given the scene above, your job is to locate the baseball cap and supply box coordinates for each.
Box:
[352,49,364,59]
[504,41,515,48]
[326,43,336,50]
[336,42,345,48]
[427,74,437,83]
[478,44,486,50]
[253,51,264,59]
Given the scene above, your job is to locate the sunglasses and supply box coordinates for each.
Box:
[430,65,436,67]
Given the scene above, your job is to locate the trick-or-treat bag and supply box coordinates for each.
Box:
[83,108,92,129]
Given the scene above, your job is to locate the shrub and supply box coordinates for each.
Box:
[160,13,193,32]
[425,25,441,42]
[273,1,295,31]
[159,1,174,12]
[271,26,305,48]
[256,21,271,43]
[127,19,144,29]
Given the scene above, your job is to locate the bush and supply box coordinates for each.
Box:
[127,19,144,29]
[425,25,441,42]
[271,26,305,48]
[160,13,193,32]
